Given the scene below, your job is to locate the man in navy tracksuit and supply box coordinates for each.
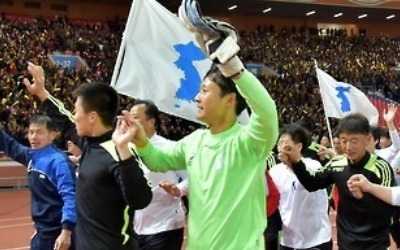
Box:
[0,115,76,250]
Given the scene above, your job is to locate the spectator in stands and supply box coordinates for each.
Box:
[0,114,76,250]
[2,14,400,144]
[23,62,152,249]
[129,99,187,250]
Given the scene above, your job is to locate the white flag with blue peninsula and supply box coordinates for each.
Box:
[111,0,211,123]
[316,67,379,125]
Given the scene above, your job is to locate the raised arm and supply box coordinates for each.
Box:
[23,63,82,148]
[292,160,333,191]
[180,7,278,157]
[383,104,400,162]
[111,116,152,209]
[233,69,279,157]
[121,111,187,172]
[0,130,30,166]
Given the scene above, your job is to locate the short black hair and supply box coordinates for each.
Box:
[72,82,119,127]
[132,99,161,130]
[279,124,311,154]
[29,114,56,132]
[294,119,314,133]
[380,128,390,139]
[370,126,382,141]
[204,64,247,115]
[336,113,370,136]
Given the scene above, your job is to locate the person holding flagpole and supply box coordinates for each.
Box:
[111,1,279,249]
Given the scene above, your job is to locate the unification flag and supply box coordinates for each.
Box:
[111,0,249,124]
[316,67,379,124]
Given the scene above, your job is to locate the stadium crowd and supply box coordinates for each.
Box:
[1,13,400,146]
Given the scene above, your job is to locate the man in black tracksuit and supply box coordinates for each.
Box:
[278,113,396,250]
[24,63,152,250]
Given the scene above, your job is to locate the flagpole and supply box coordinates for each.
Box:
[110,0,138,87]
[315,60,336,154]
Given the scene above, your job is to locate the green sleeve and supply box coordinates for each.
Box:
[136,133,194,172]
[234,70,279,158]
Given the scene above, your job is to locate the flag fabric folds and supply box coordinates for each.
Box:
[316,67,379,125]
[111,0,212,123]
[110,0,213,123]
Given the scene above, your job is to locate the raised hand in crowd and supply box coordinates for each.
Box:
[383,103,398,130]
[23,62,48,101]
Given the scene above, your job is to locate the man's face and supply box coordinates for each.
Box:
[28,123,55,150]
[130,104,150,129]
[195,77,234,125]
[277,133,302,164]
[73,97,92,137]
[320,136,330,148]
[340,132,370,163]
[130,104,154,137]
[332,137,343,154]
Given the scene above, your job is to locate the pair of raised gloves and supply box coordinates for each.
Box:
[178,0,244,78]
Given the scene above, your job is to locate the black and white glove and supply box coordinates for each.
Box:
[178,0,244,78]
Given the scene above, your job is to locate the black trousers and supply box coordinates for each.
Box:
[264,209,282,250]
[136,228,184,250]
[390,208,400,247]
[280,239,332,250]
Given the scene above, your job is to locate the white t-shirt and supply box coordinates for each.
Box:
[134,134,187,235]
[392,187,400,206]
[389,153,400,185]
[269,158,331,249]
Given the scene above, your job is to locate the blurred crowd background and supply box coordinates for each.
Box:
[1,13,400,148]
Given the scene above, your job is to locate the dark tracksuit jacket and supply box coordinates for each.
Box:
[42,96,152,250]
[0,131,76,237]
[293,153,396,250]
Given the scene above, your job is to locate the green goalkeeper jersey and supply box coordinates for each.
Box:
[137,70,278,250]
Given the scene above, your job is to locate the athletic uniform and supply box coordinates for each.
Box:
[293,153,395,250]
[41,97,152,250]
[0,131,76,250]
[134,134,187,250]
[270,158,331,250]
[137,70,279,250]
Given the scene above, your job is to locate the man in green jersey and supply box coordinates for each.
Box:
[112,4,279,250]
